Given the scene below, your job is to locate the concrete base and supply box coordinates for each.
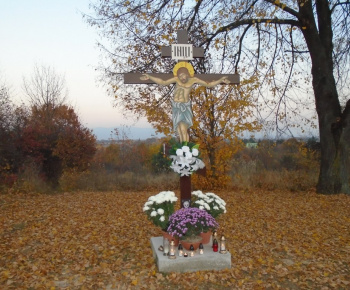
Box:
[150,237,231,273]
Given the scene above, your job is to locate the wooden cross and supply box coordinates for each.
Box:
[124,30,240,208]
[124,30,239,84]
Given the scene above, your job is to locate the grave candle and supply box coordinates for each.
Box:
[190,244,195,257]
[213,238,218,252]
[163,238,169,256]
[178,243,184,257]
[199,243,204,255]
[220,235,227,254]
[168,240,176,259]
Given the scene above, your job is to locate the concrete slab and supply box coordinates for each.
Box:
[150,237,231,273]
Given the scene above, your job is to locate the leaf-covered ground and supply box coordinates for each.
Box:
[0,189,349,289]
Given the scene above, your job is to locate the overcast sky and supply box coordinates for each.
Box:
[0,0,149,130]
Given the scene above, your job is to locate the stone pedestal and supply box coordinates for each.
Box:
[150,237,232,273]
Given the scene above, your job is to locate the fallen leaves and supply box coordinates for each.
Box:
[0,189,349,289]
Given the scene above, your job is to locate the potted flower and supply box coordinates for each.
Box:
[191,191,226,243]
[191,190,227,218]
[143,191,178,233]
[167,207,218,249]
[169,142,205,176]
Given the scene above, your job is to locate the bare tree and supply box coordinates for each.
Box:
[0,78,13,131]
[23,64,68,110]
[86,0,350,194]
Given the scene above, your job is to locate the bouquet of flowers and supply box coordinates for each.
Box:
[169,142,205,176]
[167,207,218,239]
[191,190,227,218]
[143,191,178,231]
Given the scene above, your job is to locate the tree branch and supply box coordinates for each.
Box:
[263,0,301,19]
[201,18,300,47]
[187,0,203,31]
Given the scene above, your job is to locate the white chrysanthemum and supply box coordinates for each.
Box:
[148,196,156,202]
[157,208,164,215]
[195,200,204,206]
[221,200,227,206]
[192,148,199,156]
[213,206,219,210]
[159,216,165,222]
[155,197,164,204]
[143,206,150,212]
[204,203,211,211]
[150,211,157,217]
[168,195,177,202]
[194,190,206,199]
[176,149,183,156]
[192,190,203,196]
[199,206,204,210]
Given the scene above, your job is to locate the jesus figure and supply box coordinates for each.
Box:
[141,62,230,143]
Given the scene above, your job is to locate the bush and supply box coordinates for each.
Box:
[13,161,53,194]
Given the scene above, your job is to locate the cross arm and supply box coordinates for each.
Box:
[124,73,173,84]
[196,74,240,84]
[124,73,240,84]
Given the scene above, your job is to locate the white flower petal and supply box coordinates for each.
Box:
[182,146,190,152]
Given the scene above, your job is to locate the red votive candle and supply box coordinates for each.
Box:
[213,238,218,252]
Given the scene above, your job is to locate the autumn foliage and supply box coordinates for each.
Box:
[0,103,96,191]
[0,189,349,288]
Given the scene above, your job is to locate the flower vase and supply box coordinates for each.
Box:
[180,236,203,251]
[200,231,212,244]
[162,231,179,246]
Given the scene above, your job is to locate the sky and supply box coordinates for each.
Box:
[0,0,150,132]
[0,0,319,140]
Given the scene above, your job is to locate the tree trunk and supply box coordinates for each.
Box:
[300,0,350,194]
[310,51,349,194]
[338,100,350,194]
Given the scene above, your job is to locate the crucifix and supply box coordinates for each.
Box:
[124,30,240,208]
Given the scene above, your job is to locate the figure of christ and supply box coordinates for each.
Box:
[141,62,230,143]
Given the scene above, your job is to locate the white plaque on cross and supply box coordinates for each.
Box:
[171,44,193,60]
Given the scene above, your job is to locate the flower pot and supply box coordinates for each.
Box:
[200,231,212,244]
[180,236,203,251]
[162,231,179,246]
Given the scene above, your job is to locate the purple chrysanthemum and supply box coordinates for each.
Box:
[167,207,218,238]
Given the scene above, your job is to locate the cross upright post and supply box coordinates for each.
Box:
[161,30,204,60]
